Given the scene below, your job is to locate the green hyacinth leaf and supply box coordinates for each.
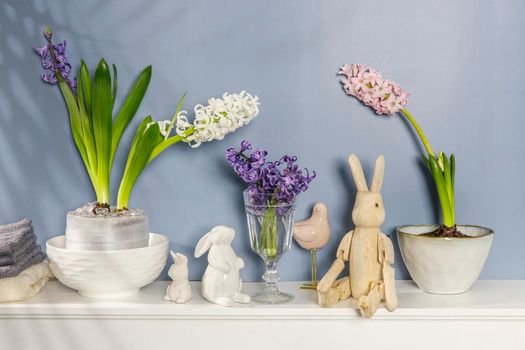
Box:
[125,116,151,173]
[450,153,456,195]
[92,59,113,203]
[110,65,152,168]
[166,92,187,138]
[429,155,453,227]
[443,152,454,220]
[117,118,162,209]
[77,71,97,178]
[449,153,456,223]
[421,153,430,170]
[111,64,118,108]
[79,60,92,117]
[58,77,96,187]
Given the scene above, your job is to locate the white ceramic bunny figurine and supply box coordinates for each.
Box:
[164,251,192,303]
[194,225,251,307]
[317,154,397,317]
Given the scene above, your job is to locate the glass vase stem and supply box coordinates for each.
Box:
[262,261,280,294]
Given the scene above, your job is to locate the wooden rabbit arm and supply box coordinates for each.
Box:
[336,230,354,261]
[379,232,398,311]
[317,256,345,293]
[378,232,394,264]
[382,263,397,311]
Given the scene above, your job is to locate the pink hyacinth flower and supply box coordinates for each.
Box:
[338,64,410,115]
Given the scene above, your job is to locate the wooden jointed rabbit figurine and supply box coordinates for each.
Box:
[317,154,397,317]
[195,225,251,307]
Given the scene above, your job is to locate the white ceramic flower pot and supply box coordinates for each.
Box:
[65,211,149,251]
[46,233,169,298]
[397,225,494,294]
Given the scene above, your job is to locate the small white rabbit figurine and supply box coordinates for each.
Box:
[317,154,397,318]
[164,251,192,303]
[194,225,251,307]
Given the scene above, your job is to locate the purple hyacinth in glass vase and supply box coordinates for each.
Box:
[226,140,315,303]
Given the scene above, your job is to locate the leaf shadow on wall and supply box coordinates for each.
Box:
[398,112,441,222]
[0,1,134,349]
[216,156,266,279]
[387,113,442,279]
[0,2,89,229]
[312,160,358,279]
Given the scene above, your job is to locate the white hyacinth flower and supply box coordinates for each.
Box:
[175,91,260,148]
[146,120,172,138]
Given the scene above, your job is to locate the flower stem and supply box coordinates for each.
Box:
[400,109,456,228]
[400,108,435,157]
[45,32,75,93]
[260,206,277,259]
[164,92,186,139]
[148,126,195,162]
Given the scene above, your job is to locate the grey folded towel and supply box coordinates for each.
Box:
[0,248,46,279]
[0,219,46,278]
[0,219,34,255]
[0,218,32,235]
[0,232,35,255]
[0,241,40,266]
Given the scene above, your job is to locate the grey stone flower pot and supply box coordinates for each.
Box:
[397,224,494,294]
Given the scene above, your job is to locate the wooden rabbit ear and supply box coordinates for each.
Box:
[348,154,368,192]
[170,250,177,261]
[371,155,385,192]
[194,231,213,258]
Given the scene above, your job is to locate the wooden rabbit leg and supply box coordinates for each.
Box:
[358,281,383,318]
[318,276,351,307]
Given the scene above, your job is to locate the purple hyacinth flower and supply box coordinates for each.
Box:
[225,140,316,209]
[249,148,267,168]
[239,140,252,152]
[34,29,76,91]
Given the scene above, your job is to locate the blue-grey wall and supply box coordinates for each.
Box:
[1,0,524,281]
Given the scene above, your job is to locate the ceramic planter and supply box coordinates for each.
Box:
[65,211,149,251]
[397,224,494,294]
[46,233,169,298]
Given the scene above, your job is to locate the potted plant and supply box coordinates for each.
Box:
[34,27,260,297]
[338,63,494,294]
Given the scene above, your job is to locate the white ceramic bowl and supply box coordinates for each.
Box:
[46,233,169,298]
[397,225,494,294]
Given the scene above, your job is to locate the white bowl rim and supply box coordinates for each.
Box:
[397,224,494,240]
[46,232,169,253]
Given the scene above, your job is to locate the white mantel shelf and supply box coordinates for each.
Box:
[1,280,525,350]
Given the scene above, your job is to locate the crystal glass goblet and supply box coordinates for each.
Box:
[243,190,295,304]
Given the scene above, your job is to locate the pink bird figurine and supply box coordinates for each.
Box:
[293,202,331,289]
